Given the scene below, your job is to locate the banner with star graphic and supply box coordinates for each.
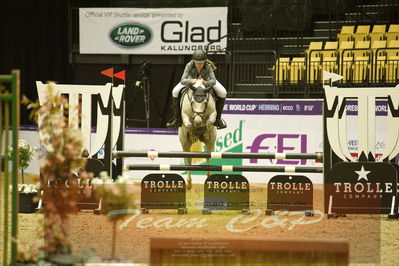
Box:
[324,162,398,214]
[323,84,399,214]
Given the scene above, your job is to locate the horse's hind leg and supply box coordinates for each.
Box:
[207,158,211,177]
[205,142,215,178]
[186,157,192,190]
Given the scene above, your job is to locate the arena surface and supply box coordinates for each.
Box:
[15,183,399,265]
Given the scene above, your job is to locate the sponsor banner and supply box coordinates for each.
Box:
[345,100,388,116]
[224,99,323,115]
[18,99,393,183]
[79,7,227,54]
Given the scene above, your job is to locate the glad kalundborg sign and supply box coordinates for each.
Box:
[79,7,227,54]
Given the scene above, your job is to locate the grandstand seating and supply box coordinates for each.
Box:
[273,24,399,86]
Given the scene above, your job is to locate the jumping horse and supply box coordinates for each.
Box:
[178,79,217,190]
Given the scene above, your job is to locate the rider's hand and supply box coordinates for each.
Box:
[191,79,197,84]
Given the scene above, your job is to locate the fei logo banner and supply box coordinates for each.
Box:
[79,7,227,54]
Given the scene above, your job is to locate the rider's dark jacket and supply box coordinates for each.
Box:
[180,60,216,88]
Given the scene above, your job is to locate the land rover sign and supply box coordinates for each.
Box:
[110,23,152,48]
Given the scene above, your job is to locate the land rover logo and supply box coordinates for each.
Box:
[110,23,152,48]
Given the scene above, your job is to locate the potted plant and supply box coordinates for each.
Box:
[8,139,39,213]
[8,139,36,184]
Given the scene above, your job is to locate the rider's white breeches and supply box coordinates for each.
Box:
[172,80,227,98]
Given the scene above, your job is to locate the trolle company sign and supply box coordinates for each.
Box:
[203,174,250,212]
[267,175,313,211]
[325,162,397,214]
[79,7,227,54]
[141,173,186,211]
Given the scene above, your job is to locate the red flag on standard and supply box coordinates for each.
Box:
[114,70,126,81]
[101,67,114,78]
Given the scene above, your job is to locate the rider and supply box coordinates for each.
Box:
[166,49,227,130]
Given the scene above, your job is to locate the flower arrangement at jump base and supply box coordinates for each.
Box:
[87,172,136,264]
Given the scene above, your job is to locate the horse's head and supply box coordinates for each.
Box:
[187,80,213,127]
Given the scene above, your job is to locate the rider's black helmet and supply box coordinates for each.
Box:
[192,49,207,63]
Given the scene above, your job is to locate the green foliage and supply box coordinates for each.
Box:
[8,139,35,170]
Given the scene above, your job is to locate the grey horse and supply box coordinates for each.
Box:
[178,80,217,190]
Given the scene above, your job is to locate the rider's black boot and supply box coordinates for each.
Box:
[166,97,182,129]
[214,98,227,130]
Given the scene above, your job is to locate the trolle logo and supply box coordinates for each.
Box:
[110,23,152,48]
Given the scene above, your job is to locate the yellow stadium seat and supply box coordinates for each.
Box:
[321,42,339,74]
[385,24,399,44]
[306,42,323,83]
[386,40,399,83]
[372,25,387,33]
[352,41,371,83]
[340,41,355,82]
[290,57,305,84]
[337,26,355,47]
[324,41,339,50]
[371,40,387,82]
[274,57,291,84]
[353,25,371,46]
[369,25,386,45]
[388,24,399,32]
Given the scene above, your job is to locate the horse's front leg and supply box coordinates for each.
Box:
[206,110,217,127]
[181,112,193,129]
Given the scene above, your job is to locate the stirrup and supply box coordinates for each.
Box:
[166,119,181,129]
[214,118,227,129]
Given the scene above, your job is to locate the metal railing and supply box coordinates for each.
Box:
[0,69,20,266]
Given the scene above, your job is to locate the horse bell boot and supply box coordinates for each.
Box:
[214,98,227,130]
[166,97,182,129]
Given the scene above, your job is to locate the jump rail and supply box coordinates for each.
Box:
[127,164,323,173]
[114,150,323,160]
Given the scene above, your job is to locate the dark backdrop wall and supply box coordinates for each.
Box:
[0,1,69,125]
[0,0,185,128]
